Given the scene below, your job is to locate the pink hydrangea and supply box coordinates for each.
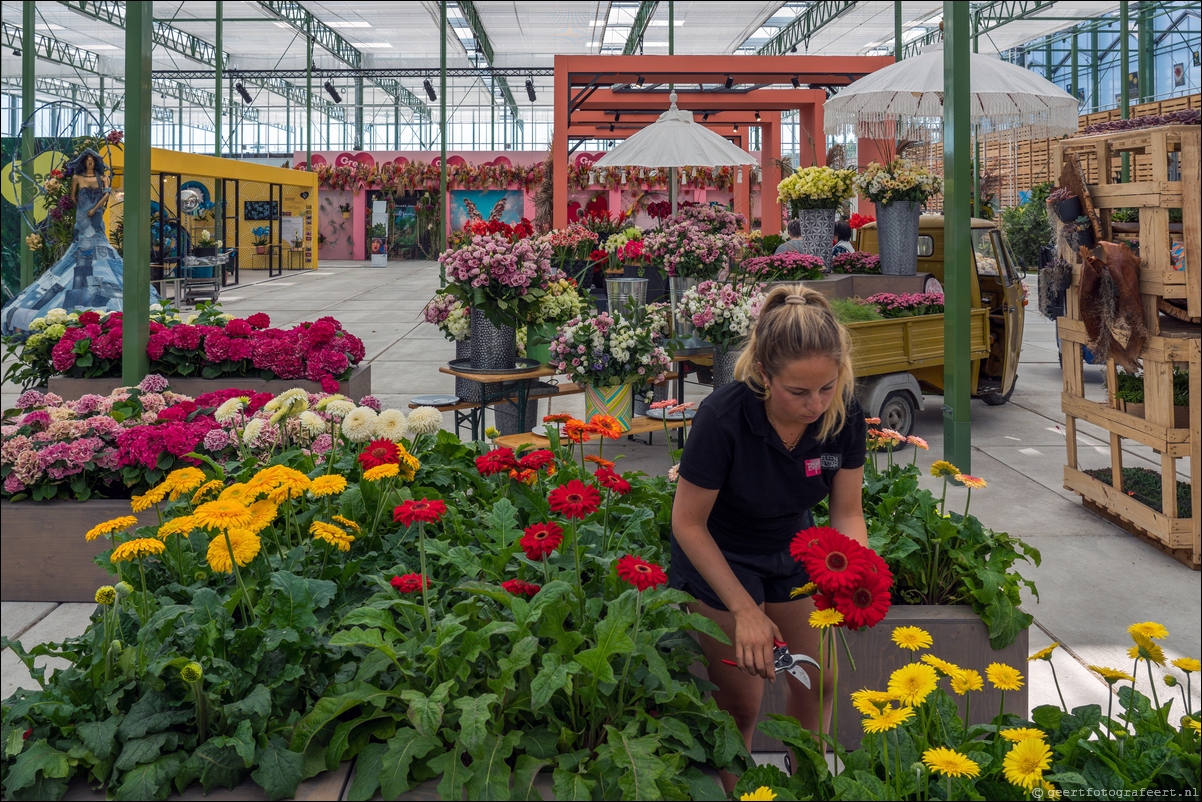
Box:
[137,374,169,393]
[14,390,45,409]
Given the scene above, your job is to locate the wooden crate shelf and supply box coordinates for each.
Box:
[1053,127,1200,568]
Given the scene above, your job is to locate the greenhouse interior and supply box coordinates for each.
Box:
[0,1,1199,799]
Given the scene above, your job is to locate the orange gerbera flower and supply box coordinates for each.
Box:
[564,419,593,444]
[584,455,616,470]
[589,414,624,439]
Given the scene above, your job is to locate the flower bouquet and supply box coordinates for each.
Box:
[642,207,747,279]
[832,251,882,275]
[539,223,599,272]
[194,230,222,251]
[437,233,554,329]
[550,312,671,388]
[739,252,826,283]
[677,280,767,354]
[777,166,858,214]
[854,158,943,207]
[601,226,644,273]
[421,291,471,342]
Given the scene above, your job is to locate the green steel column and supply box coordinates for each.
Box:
[355,76,364,149]
[19,2,35,289]
[439,1,448,260]
[1090,28,1099,113]
[123,0,152,385]
[1137,2,1151,102]
[395,102,400,149]
[99,74,106,119]
[895,1,902,62]
[972,12,980,217]
[942,0,972,472]
[215,0,223,158]
[1120,1,1130,182]
[306,26,312,168]
[1045,38,1053,81]
[286,94,291,155]
[1071,28,1079,105]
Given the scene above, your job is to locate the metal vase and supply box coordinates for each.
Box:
[668,276,707,347]
[605,277,648,319]
[454,338,475,400]
[493,380,540,436]
[875,201,922,276]
[791,207,837,270]
[712,346,743,389]
[470,309,517,371]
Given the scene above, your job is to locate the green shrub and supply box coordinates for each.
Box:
[1001,181,1052,268]
[829,297,884,324]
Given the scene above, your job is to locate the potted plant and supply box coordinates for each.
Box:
[739,252,827,284]
[317,231,326,251]
[524,275,588,365]
[338,201,352,219]
[831,251,882,275]
[193,229,221,257]
[1047,186,1083,223]
[1070,215,1095,250]
[1110,368,1190,428]
[855,159,943,275]
[251,225,271,255]
[677,280,768,387]
[777,165,858,269]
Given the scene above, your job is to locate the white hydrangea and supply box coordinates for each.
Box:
[406,406,443,435]
[45,308,68,325]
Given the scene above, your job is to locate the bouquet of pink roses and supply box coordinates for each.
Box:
[438,234,555,327]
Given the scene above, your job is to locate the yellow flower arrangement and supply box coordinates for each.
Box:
[161,467,207,501]
[193,499,253,531]
[310,475,348,497]
[1002,737,1052,790]
[922,746,980,779]
[776,166,857,208]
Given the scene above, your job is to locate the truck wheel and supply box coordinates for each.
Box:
[879,391,916,438]
[982,381,1016,406]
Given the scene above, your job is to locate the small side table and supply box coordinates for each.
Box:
[438,364,558,440]
[285,248,306,271]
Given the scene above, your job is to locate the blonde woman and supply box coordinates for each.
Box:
[670,284,868,789]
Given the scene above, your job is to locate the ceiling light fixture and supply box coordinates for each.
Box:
[635,75,644,88]
[733,123,738,132]
[609,123,615,132]
[12,48,21,56]
[526,78,537,102]
[791,75,801,88]
[323,81,342,103]
[790,44,798,53]
[235,82,253,104]
[702,112,709,122]
[755,110,761,121]
[423,78,437,101]
[724,75,734,89]
[614,112,621,122]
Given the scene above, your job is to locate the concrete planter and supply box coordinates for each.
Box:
[747,605,1029,751]
[0,499,159,602]
[47,364,372,402]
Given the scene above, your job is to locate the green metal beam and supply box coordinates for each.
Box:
[19,4,34,291]
[758,1,858,56]
[123,0,151,385]
[1,20,99,73]
[457,1,521,125]
[973,0,1057,39]
[899,26,941,59]
[623,1,659,55]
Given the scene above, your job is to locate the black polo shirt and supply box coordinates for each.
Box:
[677,381,867,555]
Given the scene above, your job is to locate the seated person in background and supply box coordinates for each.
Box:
[774,220,808,255]
[832,220,854,257]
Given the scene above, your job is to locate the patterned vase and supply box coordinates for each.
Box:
[470,309,517,370]
[875,201,922,276]
[454,338,476,400]
[790,207,837,270]
[712,346,743,389]
[583,383,634,431]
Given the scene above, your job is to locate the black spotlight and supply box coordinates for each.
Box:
[525,78,536,102]
[423,78,437,101]
[12,48,21,56]
[702,112,709,122]
[635,74,644,88]
[614,112,621,122]
[724,75,734,89]
[755,110,761,121]
[609,123,615,132]
[732,123,738,132]
[790,44,797,53]
[791,75,801,89]
[323,81,342,103]
[235,82,253,104]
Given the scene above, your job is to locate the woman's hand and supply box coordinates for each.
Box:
[732,605,783,681]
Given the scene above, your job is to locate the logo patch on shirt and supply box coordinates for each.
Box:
[821,454,842,470]
[805,458,822,477]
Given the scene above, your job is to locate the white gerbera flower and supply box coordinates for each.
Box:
[242,418,266,446]
[214,397,247,424]
[341,407,378,442]
[406,406,443,435]
[315,394,349,411]
[376,409,408,441]
[299,411,327,437]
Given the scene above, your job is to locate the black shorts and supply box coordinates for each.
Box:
[668,536,810,611]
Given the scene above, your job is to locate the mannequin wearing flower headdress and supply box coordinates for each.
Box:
[1,148,155,336]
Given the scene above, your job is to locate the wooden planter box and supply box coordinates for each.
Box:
[0,499,158,602]
[47,364,372,403]
[745,605,1029,751]
[1115,399,1191,430]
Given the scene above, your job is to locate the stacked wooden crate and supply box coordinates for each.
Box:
[1053,124,1200,569]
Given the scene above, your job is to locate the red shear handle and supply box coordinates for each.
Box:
[773,638,788,648]
[721,659,738,666]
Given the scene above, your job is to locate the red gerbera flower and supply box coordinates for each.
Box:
[519,449,555,471]
[475,447,518,476]
[358,438,399,469]
[861,547,895,585]
[833,571,891,629]
[563,419,593,444]
[594,467,631,495]
[547,479,601,520]
[616,554,668,592]
[390,573,430,593]
[543,413,573,424]
[813,592,836,611]
[589,414,624,439]
[791,526,869,593]
[501,578,541,597]
[520,522,564,561]
[393,498,448,527]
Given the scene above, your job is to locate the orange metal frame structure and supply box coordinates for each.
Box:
[552,54,895,232]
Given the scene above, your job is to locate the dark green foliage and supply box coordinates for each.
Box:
[1084,467,1192,518]
[1001,182,1052,269]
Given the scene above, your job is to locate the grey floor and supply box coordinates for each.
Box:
[4,260,1200,727]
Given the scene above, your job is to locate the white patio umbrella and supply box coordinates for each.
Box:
[823,48,1079,143]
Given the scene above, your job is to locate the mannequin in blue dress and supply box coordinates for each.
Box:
[1,148,155,336]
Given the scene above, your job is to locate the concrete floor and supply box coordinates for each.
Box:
[3,260,1199,720]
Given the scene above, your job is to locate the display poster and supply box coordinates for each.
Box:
[391,193,419,250]
[449,189,525,232]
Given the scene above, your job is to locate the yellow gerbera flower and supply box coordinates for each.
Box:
[809,609,844,629]
[1186,718,1201,736]
[86,515,139,542]
[219,483,255,503]
[397,449,421,481]
[310,521,355,552]
[363,463,400,482]
[130,484,168,512]
[1128,621,1169,641]
[789,582,819,599]
[156,515,198,540]
[1000,727,1047,742]
[1171,657,1201,674]
[332,515,361,533]
[987,662,1025,691]
[1088,665,1135,684]
[950,669,984,694]
[1002,738,1051,790]
[1038,779,1062,800]
[111,538,166,563]
[930,460,960,478]
[1127,634,1167,666]
[922,747,980,778]
[851,689,898,715]
[862,705,914,733]
[310,474,348,496]
[921,654,962,677]
[891,626,932,652]
[206,529,262,573]
[954,473,987,489]
[193,499,253,531]
[266,468,311,504]
[191,480,224,504]
[1029,643,1059,662]
[888,663,938,707]
[245,499,279,534]
[95,586,116,605]
[162,467,207,501]
[739,788,777,801]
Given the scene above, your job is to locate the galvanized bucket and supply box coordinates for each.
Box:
[605,277,648,319]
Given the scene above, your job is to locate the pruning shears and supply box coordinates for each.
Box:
[722,639,820,687]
